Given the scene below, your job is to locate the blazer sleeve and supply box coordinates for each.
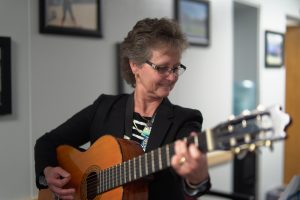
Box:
[34,94,105,188]
[175,108,203,140]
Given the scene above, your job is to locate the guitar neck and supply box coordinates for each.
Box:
[96,132,208,194]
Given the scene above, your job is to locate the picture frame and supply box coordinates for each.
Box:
[175,0,210,46]
[265,30,285,68]
[39,0,102,38]
[0,37,12,115]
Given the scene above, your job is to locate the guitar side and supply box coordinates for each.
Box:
[38,135,148,200]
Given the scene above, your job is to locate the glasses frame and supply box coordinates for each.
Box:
[145,60,187,76]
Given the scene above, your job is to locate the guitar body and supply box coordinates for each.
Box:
[38,135,148,200]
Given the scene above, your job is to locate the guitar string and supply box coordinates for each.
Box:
[84,163,157,195]
[84,152,157,193]
[83,133,204,196]
[82,135,201,195]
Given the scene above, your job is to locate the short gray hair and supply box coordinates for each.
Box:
[120,18,188,87]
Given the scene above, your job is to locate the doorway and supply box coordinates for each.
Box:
[233,1,259,198]
[284,16,300,185]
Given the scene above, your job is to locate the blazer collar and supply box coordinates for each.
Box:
[146,98,174,151]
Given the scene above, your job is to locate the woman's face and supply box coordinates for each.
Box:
[131,48,182,99]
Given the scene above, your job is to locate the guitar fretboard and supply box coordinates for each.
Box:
[85,133,207,197]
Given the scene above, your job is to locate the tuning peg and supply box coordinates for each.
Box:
[265,140,272,147]
[241,109,251,116]
[230,138,236,147]
[228,114,235,120]
[256,104,266,111]
[233,147,240,154]
[228,125,234,132]
[249,144,256,152]
[265,140,274,151]
[242,120,247,127]
[244,134,251,143]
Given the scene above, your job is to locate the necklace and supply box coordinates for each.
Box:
[140,115,153,127]
[139,109,158,128]
[133,112,156,129]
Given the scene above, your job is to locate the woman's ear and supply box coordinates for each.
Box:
[129,60,139,74]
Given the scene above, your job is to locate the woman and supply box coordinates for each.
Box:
[35,17,210,200]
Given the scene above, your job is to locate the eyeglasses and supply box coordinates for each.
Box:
[145,60,187,76]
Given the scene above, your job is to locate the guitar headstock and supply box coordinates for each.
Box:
[209,105,291,154]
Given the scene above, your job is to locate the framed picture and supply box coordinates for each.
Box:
[0,37,12,115]
[175,0,210,46]
[265,31,285,68]
[39,0,102,38]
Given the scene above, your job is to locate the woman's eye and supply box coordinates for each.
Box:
[157,66,169,73]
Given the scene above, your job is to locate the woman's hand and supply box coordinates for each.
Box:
[44,166,76,200]
[171,132,209,185]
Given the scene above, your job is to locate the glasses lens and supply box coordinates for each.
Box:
[146,61,186,76]
[156,66,186,76]
[156,66,170,74]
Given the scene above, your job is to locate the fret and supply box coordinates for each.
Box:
[127,160,131,183]
[151,151,155,173]
[139,155,142,178]
[158,148,162,169]
[128,160,131,182]
[133,157,137,180]
[124,162,127,183]
[127,161,130,183]
[145,153,149,175]
[166,144,170,166]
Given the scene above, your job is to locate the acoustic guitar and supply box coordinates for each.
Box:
[38,105,291,200]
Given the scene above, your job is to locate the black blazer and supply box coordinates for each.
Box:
[35,94,203,200]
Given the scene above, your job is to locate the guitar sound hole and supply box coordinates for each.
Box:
[86,171,98,200]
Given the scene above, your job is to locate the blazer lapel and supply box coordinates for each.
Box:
[146,98,174,152]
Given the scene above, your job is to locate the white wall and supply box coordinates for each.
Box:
[257,1,299,199]
[0,1,32,200]
[0,0,299,199]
